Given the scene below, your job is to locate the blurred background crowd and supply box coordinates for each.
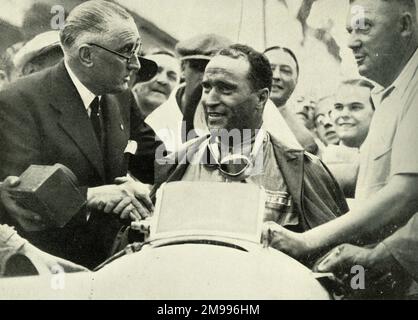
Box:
[0,0,373,199]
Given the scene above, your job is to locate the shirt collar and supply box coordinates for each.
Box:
[371,47,418,106]
[64,60,99,111]
[371,85,394,108]
[391,47,418,93]
[207,128,267,164]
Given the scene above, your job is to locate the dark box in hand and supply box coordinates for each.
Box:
[8,164,86,228]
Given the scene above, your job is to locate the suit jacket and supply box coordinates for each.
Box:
[152,134,348,232]
[0,61,159,268]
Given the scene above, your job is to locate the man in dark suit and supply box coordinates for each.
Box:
[0,0,160,268]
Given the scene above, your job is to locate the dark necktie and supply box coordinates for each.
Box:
[89,97,102,144]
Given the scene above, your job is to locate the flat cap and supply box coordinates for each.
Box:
[13,31,61,72]
[175,33,232,61]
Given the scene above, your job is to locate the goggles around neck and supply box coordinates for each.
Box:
[206,129,266,182]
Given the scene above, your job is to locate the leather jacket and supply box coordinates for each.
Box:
[152,134,348,231]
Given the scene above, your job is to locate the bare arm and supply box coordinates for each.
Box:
[306,174,418,251]
[265,174,418,258]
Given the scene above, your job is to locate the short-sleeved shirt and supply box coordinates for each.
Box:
[181,132,298,227]
[355,48,418,199]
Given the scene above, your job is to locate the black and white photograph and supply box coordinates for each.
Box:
[0,0,417,304]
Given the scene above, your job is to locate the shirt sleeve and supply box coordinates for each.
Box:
[391,90,418,176]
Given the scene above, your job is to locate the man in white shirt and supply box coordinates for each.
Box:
[264,0,418,297]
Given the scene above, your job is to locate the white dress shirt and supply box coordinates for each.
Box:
[64,60,100,117]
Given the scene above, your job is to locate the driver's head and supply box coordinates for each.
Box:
[201,44,271,133]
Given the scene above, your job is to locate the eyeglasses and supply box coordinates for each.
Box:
[87,40,142,65]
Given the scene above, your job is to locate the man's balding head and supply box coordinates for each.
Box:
[60,0,135,51]
[60,0,142,95]
[347,0,418,87]
[349,0,416,10]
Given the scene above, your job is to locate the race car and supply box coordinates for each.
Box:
[0,182,331,300]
